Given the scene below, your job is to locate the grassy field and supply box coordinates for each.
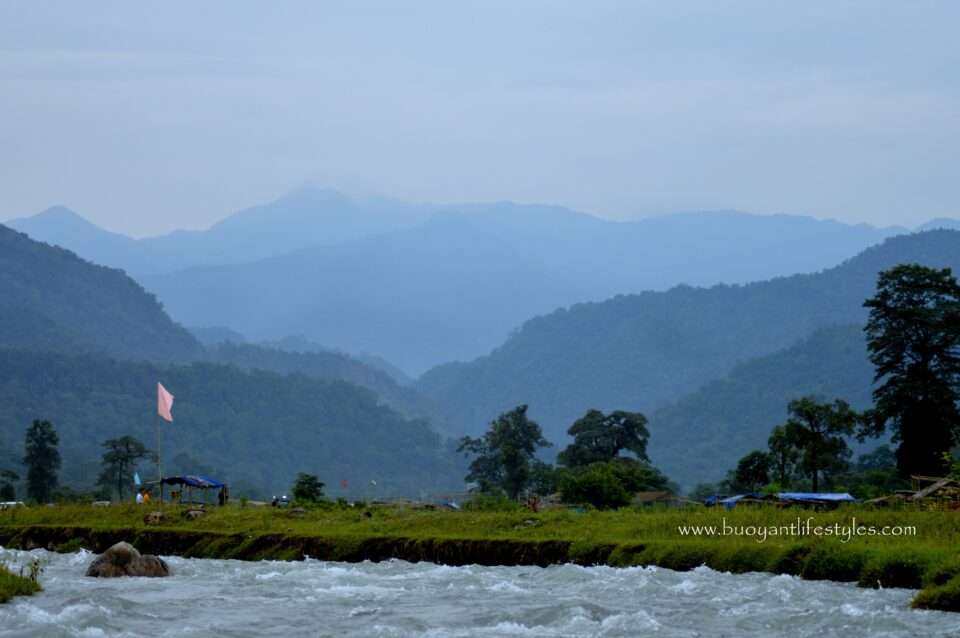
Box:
[2,502,959,610]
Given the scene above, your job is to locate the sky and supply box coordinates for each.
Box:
[1,1,958,237]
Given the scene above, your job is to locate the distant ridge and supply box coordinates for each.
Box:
[416,229,960,451]
[10,189,955,371]
[141,201,915,373]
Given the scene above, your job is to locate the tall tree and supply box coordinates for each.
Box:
[861,264,960,477]
[768,425,798,487]
[0,469,18,501]
[96,436,154,501]
[731,450,772,492]
[782,397,858,492]
[457,405,551,499]
[557,409,650,468]
[291,473,325,503]
[23,420,61,503]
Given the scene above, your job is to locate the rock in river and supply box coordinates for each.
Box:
[85,541,170,577]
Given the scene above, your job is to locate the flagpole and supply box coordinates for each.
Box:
[157,411,162,484]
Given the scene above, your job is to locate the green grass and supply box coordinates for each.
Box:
[0,563,41,603]
[1,502,959,610]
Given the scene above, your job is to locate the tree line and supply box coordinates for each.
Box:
[2,420,157,504]
[457,405,671,509]
[696,264,960,498]
[459,263,960,506]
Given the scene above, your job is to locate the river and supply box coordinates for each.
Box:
[1,548,958,637]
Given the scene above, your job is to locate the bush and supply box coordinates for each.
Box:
[559,458,671,509]
[291,473,325,504]
[923,557,960,588]
[914,574,960,611]
[859,550,931,589]
[801,543,870,582]
[559,464,630,509]
[0,563,41,603]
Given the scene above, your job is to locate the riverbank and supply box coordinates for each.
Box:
[2,503,959,611]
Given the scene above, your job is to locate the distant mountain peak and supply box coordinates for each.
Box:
[19,205,94,227]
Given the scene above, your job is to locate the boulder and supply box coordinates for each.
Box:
[85,541,170,578]
[183,509,206,521]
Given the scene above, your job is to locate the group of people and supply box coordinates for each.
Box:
[134,486,229,505]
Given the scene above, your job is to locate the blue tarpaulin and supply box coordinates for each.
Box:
[714,492,856,509]
[777,492,856,503]
[718,493,761,509]
[160,475,225,489]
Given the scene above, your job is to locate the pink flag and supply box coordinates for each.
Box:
[157,382,175,422]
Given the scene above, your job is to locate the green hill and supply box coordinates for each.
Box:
[0,225,200,362]
[417,230,960,453]
[201,342,441,426]
[0,349,460,498]
[648,325,875,489]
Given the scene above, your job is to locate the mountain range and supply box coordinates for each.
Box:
[0,224,460,496]
[7,189,960,492]
[416,229,960,484]
[8,187,932,374]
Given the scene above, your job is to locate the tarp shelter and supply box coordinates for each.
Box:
[777,492,856,505]
[718,493,763,509]
[161,475,225,489]
[717,492,856,509]
[159,475,227,504]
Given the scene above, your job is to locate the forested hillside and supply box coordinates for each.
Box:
[648,325,876,489]
[0,349,461,498]
[0,225,200,362]
[418,230,960,448]
[201,343,438,425]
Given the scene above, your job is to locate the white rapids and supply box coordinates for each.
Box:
[1,547,958,637]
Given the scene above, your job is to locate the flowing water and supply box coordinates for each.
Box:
[1,547,958,637]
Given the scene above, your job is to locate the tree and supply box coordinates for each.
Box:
[767,425,798,488]
[558,458,671,509]
[96,436,154,501]
[0,469,18,501]
[457,405,551,499]
[528,460,559,497]
[861,264,960,477]
[557,409,650,468]
[855,445,897,472]
[292,473,325,503]
[782,397,858,492]
[731,450,771,492]
[23,420,61,503]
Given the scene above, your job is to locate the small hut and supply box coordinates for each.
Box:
[160,475,228,505]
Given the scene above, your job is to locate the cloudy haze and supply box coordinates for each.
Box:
[2,1,958,236]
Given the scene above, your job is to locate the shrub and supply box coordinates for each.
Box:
[559,464,630,509]
[0,563,41,603]
[767,543,810,576]
[859,550,931,589]
[291,473,324,504]
[913,574,960,611]
[801,543,870,582]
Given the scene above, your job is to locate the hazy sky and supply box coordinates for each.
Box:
[2,2,958,236]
